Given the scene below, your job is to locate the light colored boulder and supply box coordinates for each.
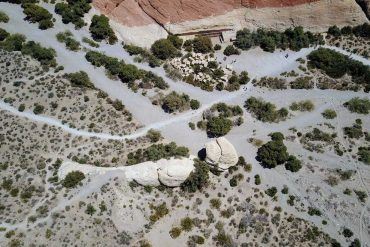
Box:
[205,137,238,171]
[125,161,161,186]
[205,139,221,164]
[157,157,195,187]
[217,137,238,170]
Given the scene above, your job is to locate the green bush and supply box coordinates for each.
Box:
[181,160,209,192]
[33,103,45,114]
[89,14,117,44]
[160,91,192,113]
[244,97,288,122]
[234,26,322,52]
[223,45,240,56]
[62,171,85,188]
[56,31,81,51]
[358,146,370,165]
[206,116,233,137]
[289,100,314,112]
[190,99,200,110]
[167,34,183,49]
[285,155,302,172]
[308,48,370,91]
[0,11,9,23]
[257,133,289,168]
[67,71,94,88]
[344,122,363,139]
[21,41,56,67]
[192,36,213,53]
[344,97,370,114]
[322,109,337,119]
[127,142,189,165]
[265,187,277,197]
[151,39,179,60]
[55,0,91,29]
[0,28,9,42]
[23,4,53,29]
[180,217,193,232]
[0,33,26,51]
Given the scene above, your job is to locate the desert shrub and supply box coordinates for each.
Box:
[56,31,81,51]
[146,129,161,143]
[21,41,56,67]
[354,190,368,202]
[223,45,240,56]
[244,97,288,122]
[342,228,353,238]
[327,25,341,37]
[89,14,117,44]
[265,187,277,197]
[285,155,302,172]
[206,116,233,137]
[344,97,370,114]
[234,26,322,52]
[214,44,221,50]
[55,0,91,29]
[0,33,26,51]
[344,122,363,139]
[85,204,96,216]
[33,103,44,114]
[151,39,179,60]
[322,109,337,119]
[181,160,209,192]
[127,142,189,165]
[0,11,9,23]
[192,36,213,53]
[308,48,370,91]
[169,227,181,238]
[290,76,313,89]
[308,207,322,216]
[82,37,99,48]
[62,171,85,188]
[210,198,221,209]
[180,217,193,232]
[0,28,9,42]
[239,71,250,85]
[254,174,261,185]
[289,100,314,112]
[67,71,94,88]
[358,146,370,165]
[23,4,53,29]
[257,132,289,168]
[167,34,183,49]
[149,203,168,222]
[161,91,191,113]
[190,99,200,110]
[254,77,287,89]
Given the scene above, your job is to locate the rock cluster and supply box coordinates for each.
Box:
[169,53,232,85]
[205,137,239,170]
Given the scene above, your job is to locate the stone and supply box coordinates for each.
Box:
[205,137,238,171]
[157,157,195,186]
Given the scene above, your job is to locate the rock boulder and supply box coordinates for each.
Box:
[205,137,238,170]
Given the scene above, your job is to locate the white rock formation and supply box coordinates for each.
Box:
[58,155,197,187]
[205,137,238,170]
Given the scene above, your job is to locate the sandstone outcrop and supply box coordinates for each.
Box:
[205,137,238,170]
[92,0,368,47]
[58,155,196,187]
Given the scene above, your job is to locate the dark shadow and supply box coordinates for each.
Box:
[197,148,206,160]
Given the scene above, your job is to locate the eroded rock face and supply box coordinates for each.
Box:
[93,0,368,47]
[205,137,238,170]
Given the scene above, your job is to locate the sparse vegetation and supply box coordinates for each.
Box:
[245,97,288,122]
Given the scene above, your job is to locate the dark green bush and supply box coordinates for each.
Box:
[67,71,94,88]
[89,14,117,44]
[206,116,233,137]
[62,171,85,188]
[257,133,289,168]
[344,97,370,114]
[151,39,179,60]
[244,97,288,122]
[23,4,53,29]
[181,160,209,192]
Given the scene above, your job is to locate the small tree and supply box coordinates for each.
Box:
[62,171,85,188]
